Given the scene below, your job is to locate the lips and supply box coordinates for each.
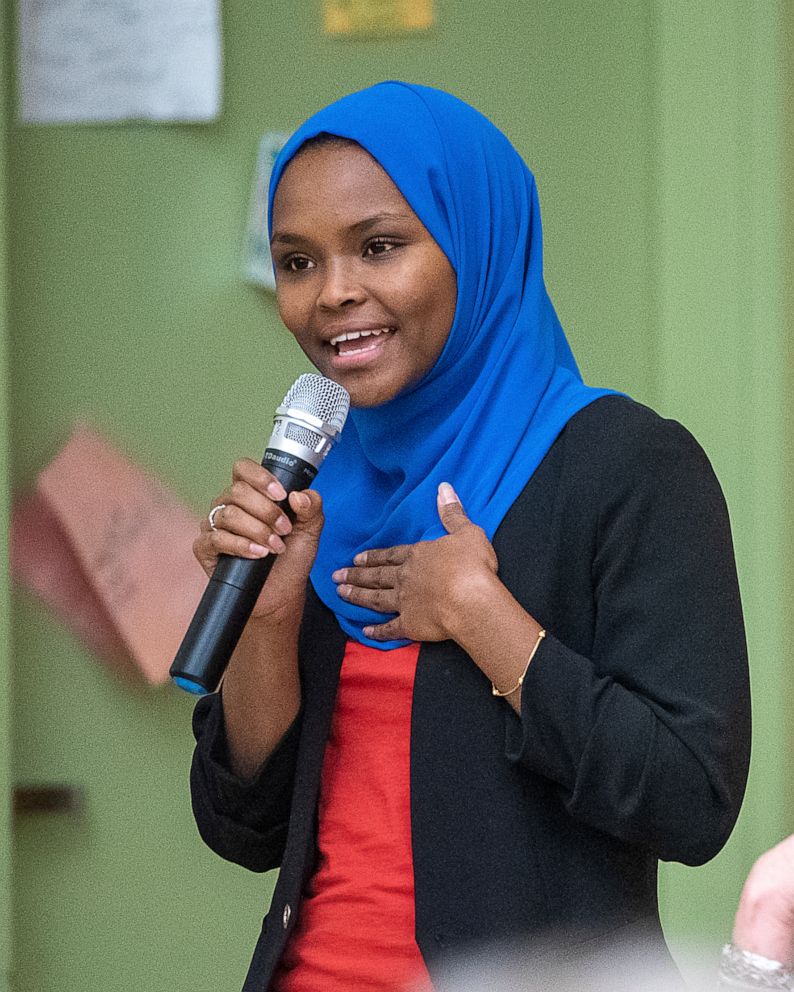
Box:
[332,327,393,355]
[321,324,396,361]
[323,325,395,367]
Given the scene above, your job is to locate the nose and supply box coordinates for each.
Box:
[316,258,366,311]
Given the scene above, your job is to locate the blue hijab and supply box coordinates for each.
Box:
[269,82,616,648]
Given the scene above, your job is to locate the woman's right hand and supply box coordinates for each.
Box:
[193,457,324,625]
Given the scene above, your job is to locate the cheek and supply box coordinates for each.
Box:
[276,285,307,338]
[439,271,458,330]
[416,263,457,343]
[390,259,451,322]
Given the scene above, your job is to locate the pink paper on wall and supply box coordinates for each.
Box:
[11,425,206,685]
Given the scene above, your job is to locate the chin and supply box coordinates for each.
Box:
[334,373,408,410]
[347,389,394,409]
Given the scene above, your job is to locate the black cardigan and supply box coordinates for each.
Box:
[190,396,750,991]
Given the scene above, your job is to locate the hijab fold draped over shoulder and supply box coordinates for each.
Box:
[268,81,616,648]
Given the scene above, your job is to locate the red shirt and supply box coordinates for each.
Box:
[271,640,432,992]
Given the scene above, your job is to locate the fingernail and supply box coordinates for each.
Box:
[268,534,286,553]
[332,569,347,582]
[249,543,270,557]
[274,515,291,535]
[293,492,310,510]
[363,626,374,637]
[438,482,458,505]
[337,584,351,598]
[267,481,287,500]
[353,552,367,565]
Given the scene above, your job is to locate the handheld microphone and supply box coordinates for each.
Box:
[170,374,350,695]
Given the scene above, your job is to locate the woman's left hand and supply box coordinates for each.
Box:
[332,483,499,642]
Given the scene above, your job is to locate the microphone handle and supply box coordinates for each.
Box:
[169,449,318,695]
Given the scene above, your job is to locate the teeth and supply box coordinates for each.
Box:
[330,327,392,346]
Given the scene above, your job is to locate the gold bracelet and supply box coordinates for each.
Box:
[491,629,546,697]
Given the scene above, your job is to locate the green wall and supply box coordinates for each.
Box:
[0,2,12,990]
[4,2,791,989]
[653,2,793,954]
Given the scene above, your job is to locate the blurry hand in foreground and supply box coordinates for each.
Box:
[732,832,794,966]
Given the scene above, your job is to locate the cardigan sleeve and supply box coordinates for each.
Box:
[189,690,302,872]
[504,413,750,866]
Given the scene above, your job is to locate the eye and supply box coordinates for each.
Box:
[278,254,315,273]
[364,237,401,258]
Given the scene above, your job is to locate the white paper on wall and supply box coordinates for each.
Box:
[18,0,222,124]
[243,132,288,292]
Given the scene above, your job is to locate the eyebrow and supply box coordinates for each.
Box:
[270,211,416,246]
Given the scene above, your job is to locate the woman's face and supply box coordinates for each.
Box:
[270,142,457,408]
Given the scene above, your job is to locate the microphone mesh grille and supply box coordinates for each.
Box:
[282,374,350,433]
[284,422,323,448]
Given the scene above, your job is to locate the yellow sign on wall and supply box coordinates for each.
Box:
[323,0,434,37]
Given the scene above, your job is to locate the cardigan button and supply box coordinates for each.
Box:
[282,904,291,929]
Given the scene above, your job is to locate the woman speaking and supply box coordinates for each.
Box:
[188,82,750,991]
